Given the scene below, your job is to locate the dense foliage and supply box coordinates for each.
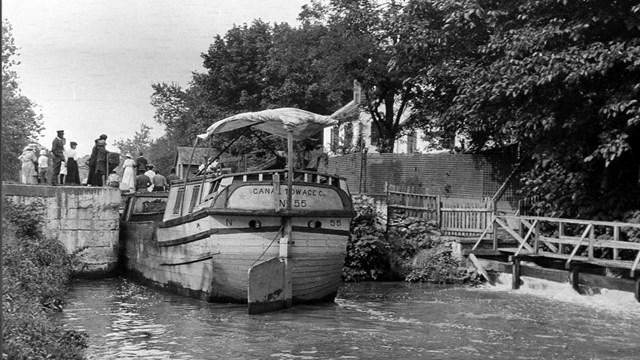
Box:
[342,195,391,281]
[2,199,87,359]
[407,0,640,219]
[1,19,44,182]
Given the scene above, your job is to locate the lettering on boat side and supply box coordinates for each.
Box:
[250,187,327,197]
[228,185,343,210]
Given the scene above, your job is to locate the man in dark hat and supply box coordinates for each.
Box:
[136,152,148,175]
[51,130,66,186]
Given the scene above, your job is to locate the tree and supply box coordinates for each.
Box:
[196,20,275,113]
[2,19,44,181]
[410,0,640,219]
[113,123,155,162]
[300,0,422,153]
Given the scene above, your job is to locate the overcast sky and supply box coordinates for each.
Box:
[3,0,308,156]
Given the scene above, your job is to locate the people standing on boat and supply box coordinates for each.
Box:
[18,145,38,184]
[37,149,49,185]
[51,130,65,186]
[107,170,120,188]
[107,151,120,175]
[144,164,156,192]
[302,143,328,171]
[152,171,169,191]
[165,167,179,185]
[119,153,136,193]
[136,152,148,175]
[65,141,81,185]
[134,172,152,193]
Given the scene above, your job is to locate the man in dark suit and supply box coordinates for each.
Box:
[136,152,148,175]
[51,130,65,186]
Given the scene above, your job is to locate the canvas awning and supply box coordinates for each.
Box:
[198,108,338,142]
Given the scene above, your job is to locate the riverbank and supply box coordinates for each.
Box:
[2,199,87,359]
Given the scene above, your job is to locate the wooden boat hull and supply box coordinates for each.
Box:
[122,210,350,304]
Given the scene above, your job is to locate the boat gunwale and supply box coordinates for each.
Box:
[157,208,354,228]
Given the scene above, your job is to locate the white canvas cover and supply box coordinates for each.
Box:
[199,108,338,141]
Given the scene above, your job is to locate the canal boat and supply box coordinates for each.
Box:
[120,108,353,314]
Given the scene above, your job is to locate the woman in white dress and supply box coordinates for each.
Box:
[18,145,38,184]
[119,153,136,192]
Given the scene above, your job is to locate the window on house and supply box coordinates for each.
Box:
[407,131,417,153]
[330,126,340,152]
[370,122,380,149]
[343,122,353,150]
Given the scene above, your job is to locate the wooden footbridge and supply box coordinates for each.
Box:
[469,215,640,301]
[383,184,640,301]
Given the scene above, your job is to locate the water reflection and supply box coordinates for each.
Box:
[57,278,640,360]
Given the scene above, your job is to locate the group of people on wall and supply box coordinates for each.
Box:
[17,130,179,192]
[18,130,80,185]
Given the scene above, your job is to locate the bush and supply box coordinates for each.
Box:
[2,198,88,359]
[342,195,391,281]
[404,247,469,284]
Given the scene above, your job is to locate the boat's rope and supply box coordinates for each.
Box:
[251,224,284,267]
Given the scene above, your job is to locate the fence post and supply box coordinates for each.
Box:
[492,199,498,250]
[588,224,595,260]
[436,195,441,229]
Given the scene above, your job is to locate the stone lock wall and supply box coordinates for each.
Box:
[3,183,122,278]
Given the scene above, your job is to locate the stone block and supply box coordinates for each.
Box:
[78,246,119,264]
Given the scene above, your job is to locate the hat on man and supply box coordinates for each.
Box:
[23,146,31,152]
[125,153,132,158]
[70,141,77,146]
[40,149,47,155]
[99,134,108,140]
[57,130,64,134]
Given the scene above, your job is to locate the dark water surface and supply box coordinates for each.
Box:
[57,275,640,359]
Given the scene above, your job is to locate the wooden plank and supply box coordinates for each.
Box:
[631,251,640,277]
[501,215,640,229]
[495,217,535,253]
[441,208,493,212]
[468,253,494,285]
[566,224,592,268]
[471,216,496,251]
[515,219,538,256]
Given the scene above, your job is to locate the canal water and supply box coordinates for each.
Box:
[56,276,640,359]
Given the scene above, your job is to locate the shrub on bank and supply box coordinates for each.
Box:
[342,194,391,281]
[2,198,88,360]
[344,195,477,284]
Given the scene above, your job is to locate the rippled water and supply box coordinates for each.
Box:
[56,276,640,359]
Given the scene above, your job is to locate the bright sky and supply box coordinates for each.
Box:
[3,0,309,156]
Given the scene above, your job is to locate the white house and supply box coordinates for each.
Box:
[323,106,463,155]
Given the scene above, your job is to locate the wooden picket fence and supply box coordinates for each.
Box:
[385,184,494,237]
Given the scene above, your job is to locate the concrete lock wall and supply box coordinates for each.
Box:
[3,183,122,278]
